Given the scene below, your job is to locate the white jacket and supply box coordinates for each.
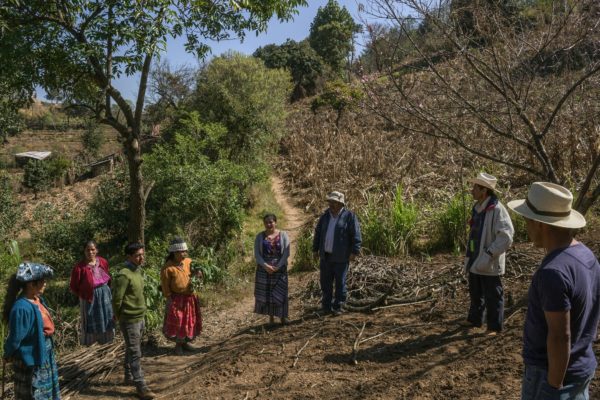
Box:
[464,199,514,276]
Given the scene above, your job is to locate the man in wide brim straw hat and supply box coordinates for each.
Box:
[312,190,362,316]
[461,172,514,335]
[508,182,600,399]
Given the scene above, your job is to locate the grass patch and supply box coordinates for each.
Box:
[229,179,286,278]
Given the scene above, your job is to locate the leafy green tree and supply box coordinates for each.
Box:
[82,121,104,157]
[311,80,363,126]
[0,100,24,143]
[144,132,249,249]
[308,0,361,75]
[192,53,292,165]
[0,174,20,240]
[23,159,51,199]
[254,39,325,99]
[0,0,307,243]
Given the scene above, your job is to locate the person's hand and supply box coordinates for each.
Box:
[349,253,356,262]
[264,264,275,274]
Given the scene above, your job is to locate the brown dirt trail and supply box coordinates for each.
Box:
[54,182,600,400]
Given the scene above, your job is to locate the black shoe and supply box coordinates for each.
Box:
[124,374,134,386]
[136,385,156,400]
[331,309,342,316]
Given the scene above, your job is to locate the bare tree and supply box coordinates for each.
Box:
[360,0,600,213]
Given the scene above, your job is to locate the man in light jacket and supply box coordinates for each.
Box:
[313,191,362,316]
[463,172,514,334]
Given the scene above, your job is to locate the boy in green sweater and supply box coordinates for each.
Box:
[112,242,156,400]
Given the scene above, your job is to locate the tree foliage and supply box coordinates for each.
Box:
[144,129,249,248]
[254,39,325,99]
[23,160,51,198]
[308,0,361,75]
[191,53,292,165]
[0,0,307,243]
[82,121,104,157]
[0,174,20,241]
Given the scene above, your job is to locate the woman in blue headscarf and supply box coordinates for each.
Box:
[2,262,60,399]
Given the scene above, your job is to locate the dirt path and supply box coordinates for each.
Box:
[60,181,600,400]
[270,175,309,265]
[69,175,311,400]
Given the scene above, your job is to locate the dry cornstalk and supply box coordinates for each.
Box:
[292,332,319,368]
[350,322,367,365]
[371,297,434,311]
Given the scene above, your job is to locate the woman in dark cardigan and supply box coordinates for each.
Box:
[253,214,290,325]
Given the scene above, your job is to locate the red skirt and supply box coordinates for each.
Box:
[163,293,202,341]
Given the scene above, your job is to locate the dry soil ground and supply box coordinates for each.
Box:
[43,178,600,400]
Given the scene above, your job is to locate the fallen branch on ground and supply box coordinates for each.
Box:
[292,331,320,368]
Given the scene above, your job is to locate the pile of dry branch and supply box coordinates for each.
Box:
[302,250,540,314]
[301,255,464,313]
[58,341,124,399]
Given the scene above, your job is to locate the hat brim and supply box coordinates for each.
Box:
[469,178,497,192]
[326,196,345,205]
[507,199,586,229]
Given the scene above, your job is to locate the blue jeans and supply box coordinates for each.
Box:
[467,272,504,331]
[319,259,349,311]
[521,365,593,400]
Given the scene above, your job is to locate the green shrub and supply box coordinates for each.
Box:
[360,187,418,256]
[191,52,291,165]
[390,186,418,251]
[360,195,393,256]
[433,194,469,254]
[47,154,71,183]
[82,121,104,157]
[141,238,167,331]
[144,133,249,249]
[23,159,51,198]
[29,203,97,276]
[0,240,21,284]
[0,174,20,240]
[292,226,317,272]
[87,168,129,246]
[310,79,364,125]
[510,209,528,242]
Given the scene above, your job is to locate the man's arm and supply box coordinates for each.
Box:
[350,212,362,256]
[312,215,323,256]
[112,272,128,320]
[486,206,514,256]
[544,309,571,388]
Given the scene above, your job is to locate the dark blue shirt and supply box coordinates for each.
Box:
[523,243,600,379]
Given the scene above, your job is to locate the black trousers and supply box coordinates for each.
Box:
[467,272,504,332]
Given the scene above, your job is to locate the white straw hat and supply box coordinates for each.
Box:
[469,172,497,192]
[507,182,586,229]
[326,191,345,205]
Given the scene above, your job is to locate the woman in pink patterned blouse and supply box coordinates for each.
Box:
[69,240,115,345]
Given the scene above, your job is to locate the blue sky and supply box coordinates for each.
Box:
[113,0,365,101]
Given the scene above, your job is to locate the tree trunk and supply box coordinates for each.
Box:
[125,135,145,244]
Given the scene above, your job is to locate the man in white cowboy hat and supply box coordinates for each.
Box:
[462,172,514,335]
[313,190,362,316]
[508,182,600,399]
